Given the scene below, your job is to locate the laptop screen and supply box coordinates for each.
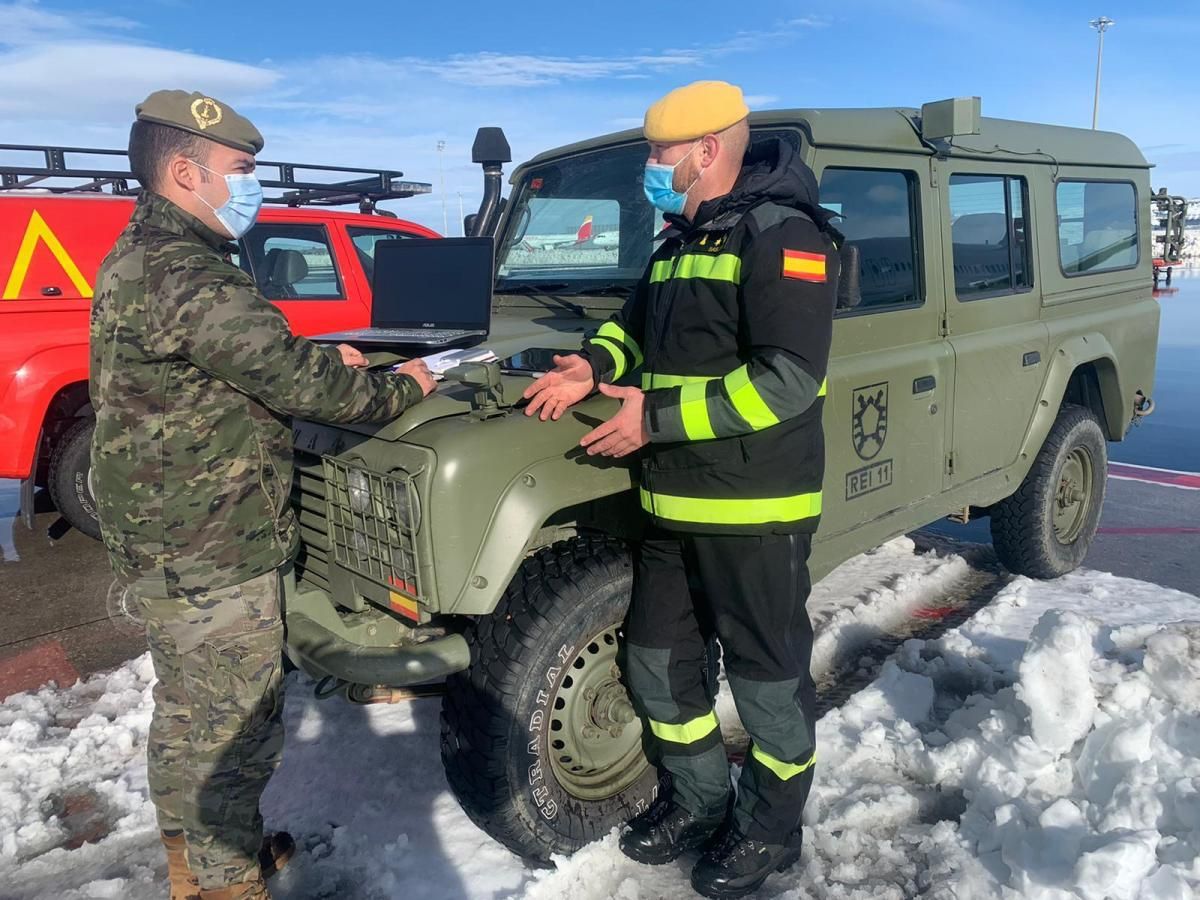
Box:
[370,237,494,329]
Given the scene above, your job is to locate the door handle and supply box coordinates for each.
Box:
[913,375,936,394]
[1023,351,1041,367]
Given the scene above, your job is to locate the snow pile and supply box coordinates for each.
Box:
[802,583,1200,899]
[2,558,1199,899]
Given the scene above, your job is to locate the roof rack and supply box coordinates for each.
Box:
[0,144,432,214]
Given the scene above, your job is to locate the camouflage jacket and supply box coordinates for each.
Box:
[90,192,424,598]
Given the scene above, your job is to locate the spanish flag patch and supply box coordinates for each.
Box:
[782,249,827,283]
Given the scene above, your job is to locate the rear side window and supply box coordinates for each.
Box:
[347,226,422,289]
[819,167,922,310]
[1056,181,1138,275]
[948,174,1032,299]
[240,224,343,300]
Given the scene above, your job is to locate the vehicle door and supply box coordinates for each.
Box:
[933,163,1050,486]
[814,157,953,547]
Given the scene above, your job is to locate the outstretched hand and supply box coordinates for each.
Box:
[522,354,595,421]
[579,383,649,458]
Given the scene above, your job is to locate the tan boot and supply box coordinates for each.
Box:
[160,831,201,900]
[258,831,295,879]
[196,877,270,900]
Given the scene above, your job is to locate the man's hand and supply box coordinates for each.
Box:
[580,384,649,458]
[523,354,595,421]
[337,343,368,368]
[397,359,437,397]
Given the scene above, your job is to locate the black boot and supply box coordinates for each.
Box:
[618,796,728,865]
[690,829,802,898]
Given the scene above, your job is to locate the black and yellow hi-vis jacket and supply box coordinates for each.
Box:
[583,139,840,535]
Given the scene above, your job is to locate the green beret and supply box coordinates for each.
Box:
[135,90,264,155]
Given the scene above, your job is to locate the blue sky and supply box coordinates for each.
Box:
[2,0,1198,232]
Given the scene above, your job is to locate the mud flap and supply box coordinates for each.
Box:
[19,476,34,530]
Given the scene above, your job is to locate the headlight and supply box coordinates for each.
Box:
[347,468,371,514]
[391,475,422,533]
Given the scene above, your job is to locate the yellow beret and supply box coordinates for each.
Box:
[135,90,264,155]
[643,81,750,143]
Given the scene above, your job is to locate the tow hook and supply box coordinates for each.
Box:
[1133,391,1155,420]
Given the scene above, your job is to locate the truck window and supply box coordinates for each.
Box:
[1055,180,1138,275]
[948,174,1032,299]
[240,224,343,300]
[818,167,921,310]
[347,226,421,287]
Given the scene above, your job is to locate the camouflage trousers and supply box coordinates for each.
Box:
[134,566,286,889]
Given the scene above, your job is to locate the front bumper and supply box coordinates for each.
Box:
[283,577,470,687]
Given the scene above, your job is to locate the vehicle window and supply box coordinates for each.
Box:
[819,167,921,310]
[494,126,802,294]
[1056,180,1138,275]
[948,174,1032,298]
[240,224,342,300]
[346,226,422,288]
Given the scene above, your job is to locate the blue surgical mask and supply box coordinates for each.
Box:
[191,160,263,239]
[643,142,702,215]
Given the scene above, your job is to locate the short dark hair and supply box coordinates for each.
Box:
[127,120,208,193]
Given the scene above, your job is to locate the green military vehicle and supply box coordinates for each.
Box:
[283,98,1169,862]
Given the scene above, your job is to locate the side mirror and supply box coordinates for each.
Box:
[463,213,478,236]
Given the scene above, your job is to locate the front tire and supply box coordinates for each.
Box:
[440,536,662,863]
[47,418,101,540]
[990,404,1107,579]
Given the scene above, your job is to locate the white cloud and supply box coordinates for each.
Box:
[744,94,780,108]
[413,51,705,88]
[0,0,139,46]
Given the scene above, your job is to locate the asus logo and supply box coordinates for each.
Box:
[423,322,436,327]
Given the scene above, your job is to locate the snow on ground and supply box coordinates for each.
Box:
[1,543,1198,899]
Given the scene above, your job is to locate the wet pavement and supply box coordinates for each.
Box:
[0,480,145,697]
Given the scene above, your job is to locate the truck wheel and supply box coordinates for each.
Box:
[47,418,101,540]
[440,536,664,863]
[990,404,1106,579]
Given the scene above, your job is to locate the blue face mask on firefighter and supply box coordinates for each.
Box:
[190,160,264,239]
[643,141,703,215]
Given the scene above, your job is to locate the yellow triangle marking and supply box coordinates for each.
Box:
[3,210,93,300]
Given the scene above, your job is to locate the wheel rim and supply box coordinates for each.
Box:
[1053,447,1094,544]
[547,625,649,801]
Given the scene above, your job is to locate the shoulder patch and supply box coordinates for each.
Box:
[782,249,826,283]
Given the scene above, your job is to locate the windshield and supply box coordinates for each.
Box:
[497,141,657,293]
[495,128,803,294]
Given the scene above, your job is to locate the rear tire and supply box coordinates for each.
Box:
[990,404,1106,579]
[47,418,101,540]
[440,536,664,863]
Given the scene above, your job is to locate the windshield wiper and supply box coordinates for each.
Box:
[559,285,633,297]
[496,283,587,317]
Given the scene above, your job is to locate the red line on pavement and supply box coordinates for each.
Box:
[0,640,79,700]
[1108,463,1200,490]
[1097,527,1200,535]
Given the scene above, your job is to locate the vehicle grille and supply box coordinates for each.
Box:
[321,457,422,599]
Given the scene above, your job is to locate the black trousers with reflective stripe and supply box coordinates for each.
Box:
[625,529,817,843]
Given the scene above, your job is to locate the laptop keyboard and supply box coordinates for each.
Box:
[367,328,470,340]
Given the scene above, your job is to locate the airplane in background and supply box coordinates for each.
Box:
[519,215,620,251]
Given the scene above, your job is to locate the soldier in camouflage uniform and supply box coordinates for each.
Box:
[89,90,436,900]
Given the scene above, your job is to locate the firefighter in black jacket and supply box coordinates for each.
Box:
[524,80,839,898]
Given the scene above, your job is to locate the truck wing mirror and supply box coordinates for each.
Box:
[836,243,862,310]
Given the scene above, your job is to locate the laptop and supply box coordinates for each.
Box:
[317,236,493,347]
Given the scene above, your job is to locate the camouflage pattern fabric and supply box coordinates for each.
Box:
[89,190,423,599]
[136,566,284,890]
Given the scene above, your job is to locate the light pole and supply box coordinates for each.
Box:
[457,191,465,236]
[1090,16,1114,130]
[436,140,448,235]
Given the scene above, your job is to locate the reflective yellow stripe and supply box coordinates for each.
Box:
[723,365,779,430]
[818,378,828,398]
[596,321,643,368]
[640,488,822,525]
[679,382,716,441]
[750,746,817,781]
[641,373,717,390]
[649,253,742,284]
[589,336,627,380]
[648,710,720,745]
